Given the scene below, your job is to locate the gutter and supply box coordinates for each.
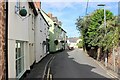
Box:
[28,2,38,16]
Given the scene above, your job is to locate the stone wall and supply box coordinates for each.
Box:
[0,1,5,80]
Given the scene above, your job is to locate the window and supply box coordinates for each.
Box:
[49,24,52,27]
[32,15,35,30]
[40,18,41,20]
[15,0,20,13]
[16,41,24,77]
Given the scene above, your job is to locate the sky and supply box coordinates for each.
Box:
[41,0,119,38]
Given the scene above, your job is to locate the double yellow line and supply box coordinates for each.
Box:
[42,55,55,80]
[47,68,53,80]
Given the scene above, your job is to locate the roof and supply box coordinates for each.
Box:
[61,28,67,33]
[39,9,50,27]
[40,9,67,33]
[40,9,53,20]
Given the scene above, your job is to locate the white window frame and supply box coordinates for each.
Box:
[16,41,24,77]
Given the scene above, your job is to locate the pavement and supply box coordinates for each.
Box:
[24,54,53,79]
[94,58,120,79]
[83,49,120,79]
[50,49,118,79]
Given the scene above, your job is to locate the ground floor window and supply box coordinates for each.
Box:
[16,41,24,77]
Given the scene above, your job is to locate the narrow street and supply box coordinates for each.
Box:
[1,1,120,79]
[50,49,111,79]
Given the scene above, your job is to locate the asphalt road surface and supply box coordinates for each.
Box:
[50,49,112,79]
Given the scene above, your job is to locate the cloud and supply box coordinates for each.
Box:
[42,2,81,11]
[41,1,118,37]
[41,2,86,18]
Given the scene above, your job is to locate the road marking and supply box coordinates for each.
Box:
[107,71,119,79]
[107,72,115,78]
[47,56,55,80]
[50,74,53,80]
[47,68,50,80]
[42,55,55,80]
[49,56,55,65]
[95,60,106,71]
[42,55,54,79]
[93,58,119,79]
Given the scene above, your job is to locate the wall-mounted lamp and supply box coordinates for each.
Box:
[15,5,31,20]
[19,8,27,16]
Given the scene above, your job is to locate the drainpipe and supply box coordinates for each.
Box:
[5,1,8,80]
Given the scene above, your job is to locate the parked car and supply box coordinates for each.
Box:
[68,44,74,50]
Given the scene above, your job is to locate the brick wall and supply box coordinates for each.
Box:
[107,47,120,74]
[0,1,5,80]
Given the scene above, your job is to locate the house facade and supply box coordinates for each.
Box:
[54,24,66,51]
[35,7,49,63]
[8,1,49,78]
[7,0,67,79]
[67,37,79,48]
[61,29,67,50]
[54,23,61,51]
[41,11,67,53]
[28,2,38,70]
[41,11,56,52]
[8,2,30,78]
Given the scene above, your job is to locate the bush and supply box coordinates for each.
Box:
[77,42,83,48]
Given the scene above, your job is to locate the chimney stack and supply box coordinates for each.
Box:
[47,13,52,19]
[34,1,41,9]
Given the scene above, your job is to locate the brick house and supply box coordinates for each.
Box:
[0,1,5,80]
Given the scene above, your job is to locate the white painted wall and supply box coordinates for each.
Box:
[28,8,35,67]
[40,10,55,52]
[8,2,29,41]
[34,12,49,63]
[8,39,16,78]
[35,14,43,63]
[8,2,50,78]
[8,2,30,78]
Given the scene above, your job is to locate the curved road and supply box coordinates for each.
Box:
[50,49,112,79]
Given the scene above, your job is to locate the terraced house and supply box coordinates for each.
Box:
[8,1,49,78]
[0,0,68,79]
[41,11,67,53]
[34,2,50,63]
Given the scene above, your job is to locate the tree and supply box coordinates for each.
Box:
[75,16,91,51]
[76,9,115,59]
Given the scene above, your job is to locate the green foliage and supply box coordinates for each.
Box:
[76,9,119,52]
[77,42,83,48]
[104,16,119,50]
[77,37,83,48]
[86,9,113,47]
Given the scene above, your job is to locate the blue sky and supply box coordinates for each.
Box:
[41,2,118,38]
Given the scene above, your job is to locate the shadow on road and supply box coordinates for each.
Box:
[51,49,112,79]
[24,54,53,79]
